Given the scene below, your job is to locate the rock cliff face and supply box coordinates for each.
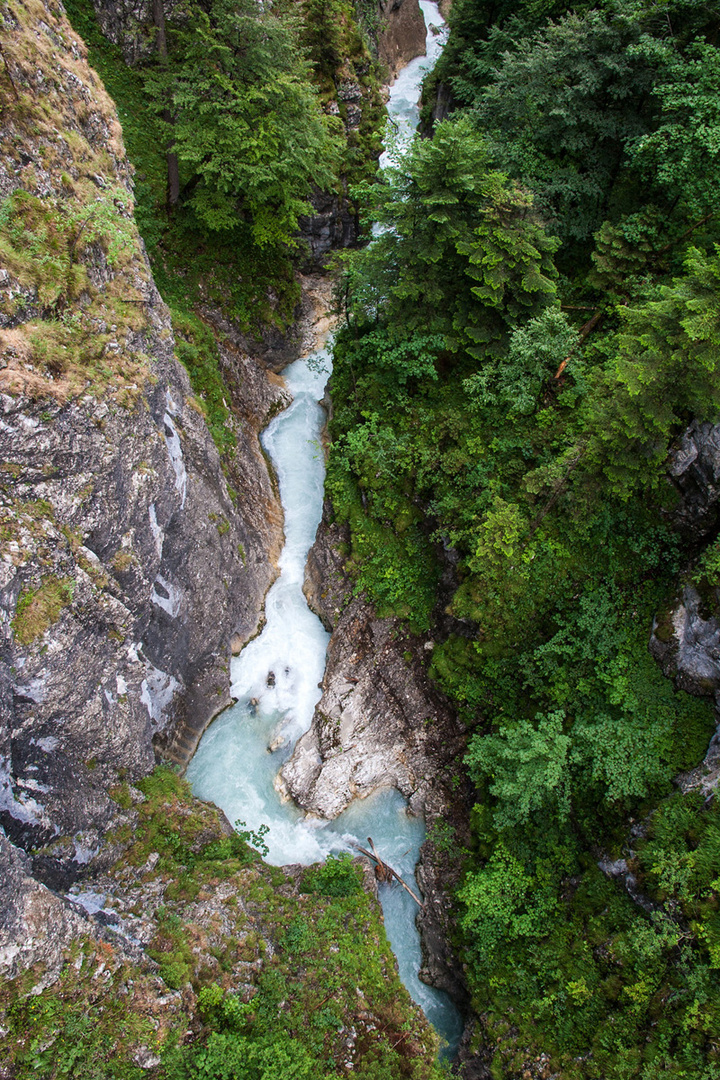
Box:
[648,420,720,791]
[280,513,470,1005]
[281,515,466,820]
[0,0,283,901]
[651,585,720,700]
[668,419,720,543]
[377,0,427,78]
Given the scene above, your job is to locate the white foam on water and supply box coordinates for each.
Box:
[188,2,463,1056]
[381,0,448,166]
[188,348,335,868]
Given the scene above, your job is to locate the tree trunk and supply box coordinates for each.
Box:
[152,0,180,209]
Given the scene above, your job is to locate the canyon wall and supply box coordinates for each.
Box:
[281,513,471,1006]
[377,0,427,77]
[0,0,283,899]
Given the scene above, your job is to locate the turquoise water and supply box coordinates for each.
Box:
[187,0,464,1057]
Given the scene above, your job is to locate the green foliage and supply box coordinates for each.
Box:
[170,307,234,453]
[173,1031,328,1080]
[628,38,720,218]
[0,186,136,309]
[458,841,559,955]
[588,245,720,495]
[62,0,379,449]
[693,537,720,589]
[197,985,251,1031]
[471,10,655,246]
[301,853,363,897]
[234,820,270,858]
[325,1,720,1075]
[340,115,559,356]
[13,576,74,645]
[427,0,720,268]
[466,711,571,828]
[1,942,158,1080]
[98,768,442,1078]
[464,308,579,417]
[145,0,340,243]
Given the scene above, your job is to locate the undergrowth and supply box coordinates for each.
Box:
[0,767,445,1079]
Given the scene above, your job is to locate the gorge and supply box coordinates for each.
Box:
[3,0,720,1077]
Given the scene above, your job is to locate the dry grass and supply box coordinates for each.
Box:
[0,0,159,402]
[12,574,74,644]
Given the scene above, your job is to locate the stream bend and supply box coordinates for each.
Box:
[187,1,463,1055]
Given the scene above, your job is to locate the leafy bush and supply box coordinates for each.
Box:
[301,853,363,897]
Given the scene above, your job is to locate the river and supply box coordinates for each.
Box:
[186,1,463,1057]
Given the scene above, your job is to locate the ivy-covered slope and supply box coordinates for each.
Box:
[325,0,720,1076]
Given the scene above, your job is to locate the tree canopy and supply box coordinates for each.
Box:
[328,0,720,1073]
[145,0,340,245]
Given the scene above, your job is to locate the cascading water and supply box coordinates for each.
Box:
[382,0,448,162]
[187,0,463,1057]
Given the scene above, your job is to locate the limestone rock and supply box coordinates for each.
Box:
[0,830,99,986]
[297,190,358,269]
[650,586,720,699]
[281,519,465,820]
[378,0,427,78]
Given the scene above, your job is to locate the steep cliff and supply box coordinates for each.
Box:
[283,515,465,820]
[377,0,427,78]
[0,0,284,894]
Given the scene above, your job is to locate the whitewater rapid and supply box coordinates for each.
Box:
[187,0,462,1055]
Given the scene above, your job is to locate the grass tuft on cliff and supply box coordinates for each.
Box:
[12,575,74,644]
[1,766,445,1079]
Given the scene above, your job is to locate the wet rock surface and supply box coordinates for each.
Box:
[297,188,359,270]
[668,420,720,542]
[284,512,470,1011]
[378,0,427,78]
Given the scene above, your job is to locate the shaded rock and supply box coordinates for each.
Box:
[378,0,427,78]
[668,419,720,542]
[650,585,720,698]
[650,585,720,793]
[204,274,334,374]
[0,828,100,986]
[677,726,720,795]
[421,79,453,135]
[298,189,359,269]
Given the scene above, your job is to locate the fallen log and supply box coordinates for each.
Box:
[353,837,424,908]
